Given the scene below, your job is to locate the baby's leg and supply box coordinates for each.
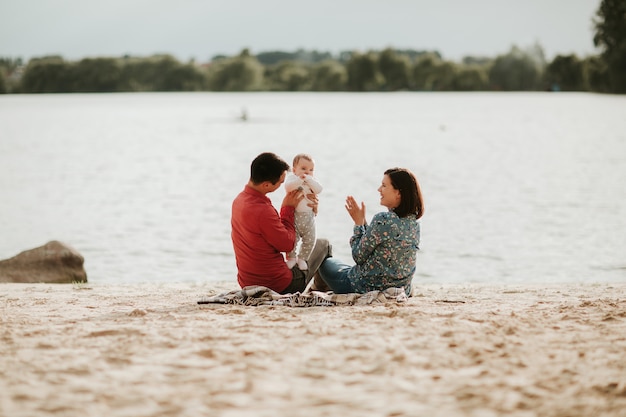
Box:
[287,234,299,260]
[286,227,301,268]
[297,212,317,261]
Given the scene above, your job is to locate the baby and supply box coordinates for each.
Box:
[284,153,323,270]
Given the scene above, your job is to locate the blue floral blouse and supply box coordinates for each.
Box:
[347,210,420,294]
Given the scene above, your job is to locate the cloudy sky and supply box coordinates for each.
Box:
[0,0,601,63]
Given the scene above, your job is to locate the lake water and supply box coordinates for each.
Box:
[1,92,625,285]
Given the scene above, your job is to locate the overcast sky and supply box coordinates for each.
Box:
[0,0,601,63]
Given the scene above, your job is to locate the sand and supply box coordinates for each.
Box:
[1,282,625,417]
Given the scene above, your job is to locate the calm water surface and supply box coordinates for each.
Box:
[1,92,625,285]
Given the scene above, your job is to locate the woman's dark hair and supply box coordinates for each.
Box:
[385,168,424,219]
[250,152,290,185]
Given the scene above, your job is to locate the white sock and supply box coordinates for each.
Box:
[296,258,308,270]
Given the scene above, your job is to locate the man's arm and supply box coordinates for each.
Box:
[258,188,303,252]
[258,203,297,252]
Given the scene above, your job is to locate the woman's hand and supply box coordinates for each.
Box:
[345,196,366,226]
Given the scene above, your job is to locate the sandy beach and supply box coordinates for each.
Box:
[1,282,625,417]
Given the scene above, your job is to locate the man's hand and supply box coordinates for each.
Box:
[307,193,319,215]
[282,188,304,208]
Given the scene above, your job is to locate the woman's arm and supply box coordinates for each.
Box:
[350,212,393,264]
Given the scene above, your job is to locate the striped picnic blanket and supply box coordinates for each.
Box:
[198,285,408,307]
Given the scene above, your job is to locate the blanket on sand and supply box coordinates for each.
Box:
[198,285,408,307]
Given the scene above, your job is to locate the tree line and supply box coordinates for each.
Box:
[1,0,623,94]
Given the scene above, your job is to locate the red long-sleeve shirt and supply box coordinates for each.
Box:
[231,185,296,292]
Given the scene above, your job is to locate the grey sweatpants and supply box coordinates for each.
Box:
[288,211,316,261]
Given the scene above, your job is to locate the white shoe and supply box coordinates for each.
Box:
[296,258,308,270]
[286,258,297,269]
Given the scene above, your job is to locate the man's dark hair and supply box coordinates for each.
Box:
[250,152,290,185]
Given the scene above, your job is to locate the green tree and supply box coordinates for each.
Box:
[0,69,6,93]
[20,56,74,93]
[162,63,207,91]
[583,56,611,93]
[488,45,544,91]
[293,49,333,64]
[593,0,626,93]
[72,58,122,92]
[150,56,206,91]
[378,48,411,91]
[255,49,333,66]
[453,66,488,91]
[208,49,264,91]
[145,55,184,91]
[0,57,23,71]
[462,56,492,66]
[345,52,382,91]
[265,61,311,91]
[256,51,296,66]
[431,61,457,91]
[310,60,347,91]
[412,53,438,90]
[0,57,23,93]
[395,49,437,61]
[119,57,159,91]
[412,53,456,91]
[545,55,585,91]
[116,55,206,91]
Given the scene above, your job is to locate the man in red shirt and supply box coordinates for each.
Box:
[231,152,331,293]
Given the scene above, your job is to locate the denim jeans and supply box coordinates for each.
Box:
[318,257,355,294]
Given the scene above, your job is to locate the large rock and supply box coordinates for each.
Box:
[0,241,87,283]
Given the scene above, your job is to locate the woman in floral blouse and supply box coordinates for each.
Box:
[317,168,424,296]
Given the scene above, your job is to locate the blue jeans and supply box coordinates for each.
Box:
[318,257,355,294]
[319,257,414,297]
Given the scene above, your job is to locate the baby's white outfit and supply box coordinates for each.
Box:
[284,172,323,270]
